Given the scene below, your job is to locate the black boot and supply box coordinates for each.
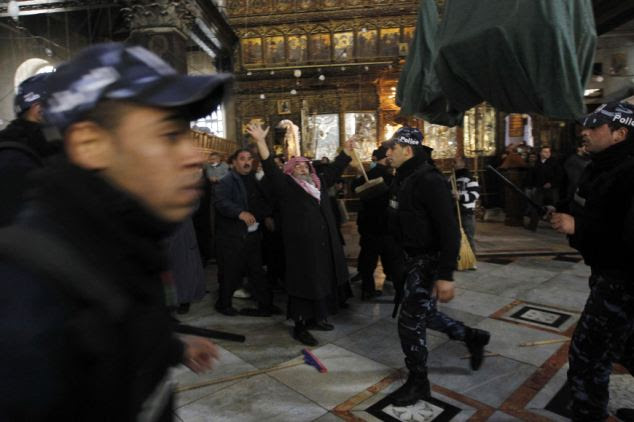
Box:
[464,327,490,370]
[617,408,634,421]
[387,372,431,407]
[293,322,318,346]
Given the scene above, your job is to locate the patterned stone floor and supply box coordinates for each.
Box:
[172,221,632,421]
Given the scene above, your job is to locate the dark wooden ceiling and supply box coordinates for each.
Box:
[593,0,634,35]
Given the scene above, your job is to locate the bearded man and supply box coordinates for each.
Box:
[247,123,353,346]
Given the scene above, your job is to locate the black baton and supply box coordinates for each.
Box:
[486,165,547,217]
[175,324,246,343]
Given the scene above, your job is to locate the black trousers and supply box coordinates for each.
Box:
[358,233,403,293]
[215,232,271,309]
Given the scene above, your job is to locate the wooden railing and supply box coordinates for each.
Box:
[191,130,239,157]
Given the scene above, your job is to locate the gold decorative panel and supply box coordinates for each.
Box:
[309,33,331,61]
[287,35,308,62]
[464,103,497,157]
[357,29,378,57]
[345,112,377,161]
[380,28,400,56]
[403,27,415,46]
[333,32,354,61]
[306,114,340,158]
[424,124,457,159]
[264,36,285,63]
[241,38,263,64]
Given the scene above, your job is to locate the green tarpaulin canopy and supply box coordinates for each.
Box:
[397,0,597,126]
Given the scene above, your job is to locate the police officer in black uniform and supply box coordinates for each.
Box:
[384,127,490,406]
[550,102,634,421]
[0,73,60,226]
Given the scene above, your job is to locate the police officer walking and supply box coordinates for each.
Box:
[384,127,490,406]
[550,102,634,421]
[0,43,230,421]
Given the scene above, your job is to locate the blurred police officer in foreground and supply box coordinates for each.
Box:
[550,102,634,421]
[0,73,60,226]
[0,43,232,421]
[384,127,490,406]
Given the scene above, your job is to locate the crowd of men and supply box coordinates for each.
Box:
[0,42,632,422]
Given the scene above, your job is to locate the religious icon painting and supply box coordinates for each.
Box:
[398,43,409,57]
[241,38,263,65]
[288,35,308,63]
[380,28,401,57]
[277,99,292,115]
[309,33,331,61]
[265,36,286,64]
[357,29,378,58]
[403,26,415,46]
[333,32,354,61]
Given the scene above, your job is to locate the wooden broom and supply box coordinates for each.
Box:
[450,171,477,270]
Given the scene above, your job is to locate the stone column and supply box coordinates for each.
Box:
[119,0,200,72]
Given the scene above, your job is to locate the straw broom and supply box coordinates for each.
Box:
[450,171,477,270]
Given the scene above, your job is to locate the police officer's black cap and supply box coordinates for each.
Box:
[43,43,233,131]
[14,73,51,116]
[384,127,424,148]
[577,101,634,129]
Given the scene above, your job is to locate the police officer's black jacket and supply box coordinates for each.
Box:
[559,139,634,278]
[388,153,460,281]
[0,118,60,226]
[0,163,184,421]
[352,163,394,236]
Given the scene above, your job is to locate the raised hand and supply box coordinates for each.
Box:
[246,122,269,144]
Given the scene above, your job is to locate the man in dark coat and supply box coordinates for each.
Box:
[0,43,229,421]
[213,147,277,317]
[562,143,590,200]
[0,73,60,226]
[550,102,634,421]
[352,145,403,300]
[527,145,561,231]
[384,127,490,407]
[248,122,352,347]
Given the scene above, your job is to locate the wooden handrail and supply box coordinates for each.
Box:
[191,130,239,157]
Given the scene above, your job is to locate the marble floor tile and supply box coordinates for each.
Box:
[512,257,578,272]
[351,377,478,422]
[269,344,393,410]
[334,319,448,369]
[220,322,308,369]
[312,411,345,421]
[485,263,558,284]
[174,346,259,408]
[312,309,389,344]
[526,364,568,409]
[516,285,589,313]
[487,411,522,421]
[176,374,328,422]
[608,374,634,416]
[498,303,578,333]
[455,274,543,299]
[427,342,536,408]
[539,272,590,294]
[474,318,568,367]
[441,289,514,318]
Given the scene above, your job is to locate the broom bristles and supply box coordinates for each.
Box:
[457,228,477,270]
